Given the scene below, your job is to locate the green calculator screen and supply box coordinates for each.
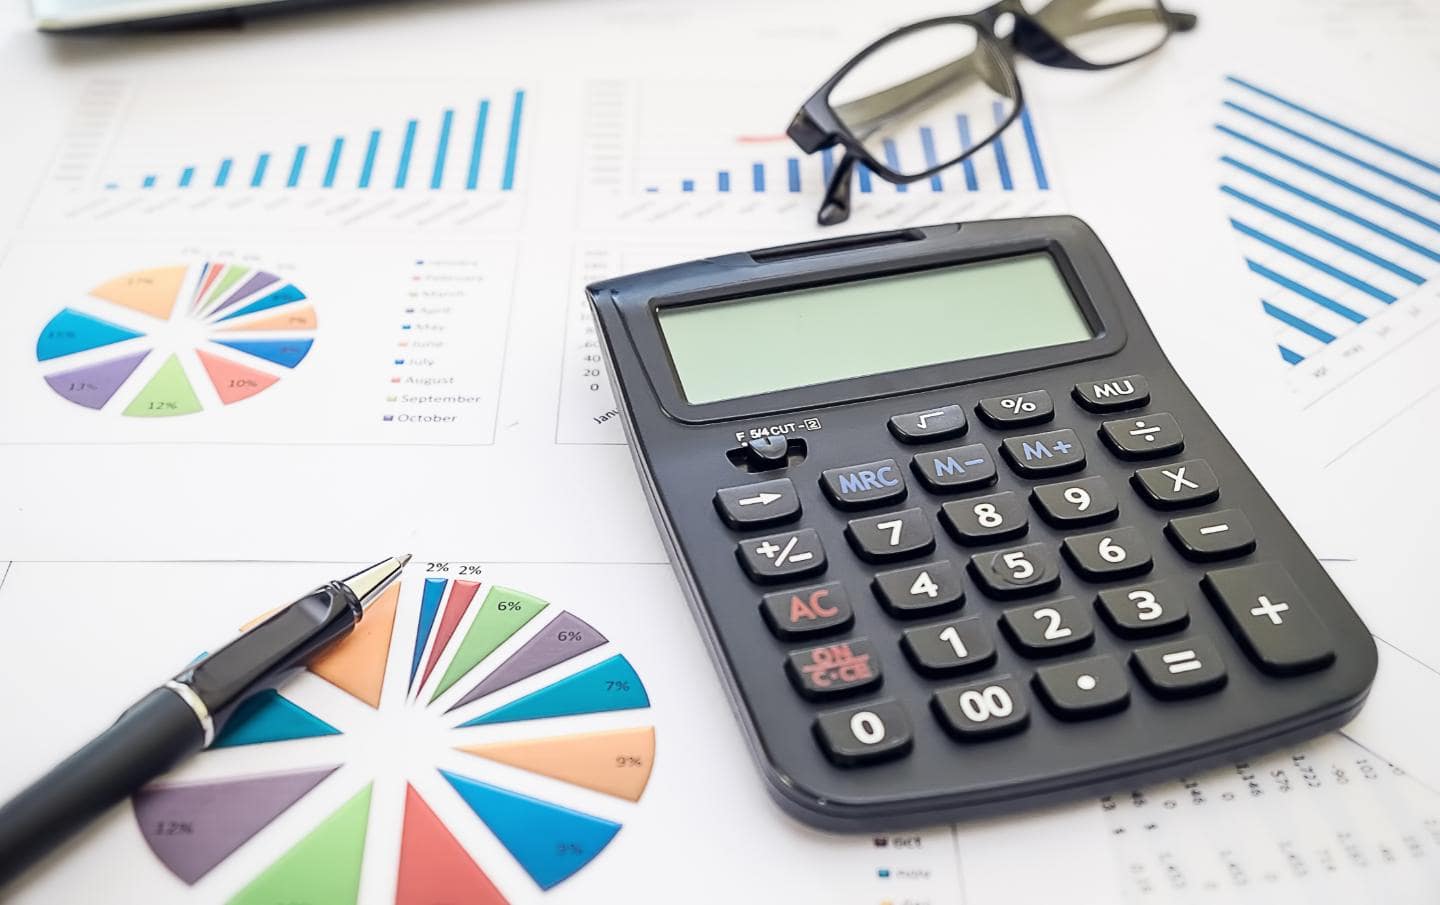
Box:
[658,253,1094,404]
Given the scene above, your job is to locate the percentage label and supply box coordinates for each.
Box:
[615,755,644,767]
[556,630,584,642]
[228,379,260,388]
[67,382,99,392]
[148,401,180,411]
[494,600,524,611]
[605,680,631,692]
[555,842,584,856]
[1000,395,1038,414]
[154,821,194,835]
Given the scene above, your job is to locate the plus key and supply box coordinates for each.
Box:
[1201,562,1334,675]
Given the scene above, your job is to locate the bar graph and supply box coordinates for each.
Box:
[583,79,1060,228]
[114,91,523,194]
[1216,75,1440,369]
[34,79,529,231]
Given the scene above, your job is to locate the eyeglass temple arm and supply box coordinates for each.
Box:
[1036,2,1197,39]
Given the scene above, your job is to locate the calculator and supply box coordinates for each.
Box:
[587,217,1376,830]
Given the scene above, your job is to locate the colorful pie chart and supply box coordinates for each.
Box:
[131,578,655,903]
[36,262,316,416]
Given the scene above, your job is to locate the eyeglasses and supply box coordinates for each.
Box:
[787,0,1198,226]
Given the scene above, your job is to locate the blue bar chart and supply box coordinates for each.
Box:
[117,90,525,194]
[635,107,1050,198]
[37,79,530,230]
[583,79,1060,228]
[1216,75,1440,367]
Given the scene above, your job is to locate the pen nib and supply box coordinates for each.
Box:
[339,555,411,611]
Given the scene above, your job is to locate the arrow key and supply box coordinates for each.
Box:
[715,478,802,529]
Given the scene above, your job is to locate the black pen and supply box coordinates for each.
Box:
[0,554,410,887]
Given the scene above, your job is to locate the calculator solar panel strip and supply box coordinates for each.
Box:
[587,217,1376,831]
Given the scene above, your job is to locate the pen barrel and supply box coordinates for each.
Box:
[0,687,203,888]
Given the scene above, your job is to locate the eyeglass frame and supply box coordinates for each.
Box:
[787,0,1198,224]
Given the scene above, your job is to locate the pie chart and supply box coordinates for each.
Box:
[35,262,316,416]
[132,577,655,903]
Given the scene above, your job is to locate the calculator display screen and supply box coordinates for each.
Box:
[657,253,1093,404]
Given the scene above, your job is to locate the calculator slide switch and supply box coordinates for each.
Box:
[737,529,827,584]
[715,478,801,530]
[786,638,883,700]
[813,699,913,766]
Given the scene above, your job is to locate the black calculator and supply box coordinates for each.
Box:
[588,218,1376,830]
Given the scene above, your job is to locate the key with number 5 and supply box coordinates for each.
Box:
[967,542,1061,599]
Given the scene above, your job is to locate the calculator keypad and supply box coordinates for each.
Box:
[1131,459,1219,509]
[1030,476,1119,527]
[813,699,913,766]
[760,582,853,641]
[901,616,996,676]
[939,491,1028,545]
[1099,413,1184,460]
[714,370,1340,771]
[976,390,1054,428]
[888,405,967,443]
[737,528,827,584]
[931,676,1029,740]
[1201,563,1334,675]
[872,561,964,618]
[999,598,1094,657]
[1095,581,1189,638]
[786,638,883,699]
[1166,509,1256,561]
[821,459,907,509]
[1061,526,1154,581]
[910,444,997,493]
[1130,638,1227,698]
[846,508,935,563]
[1033,655,1130,720]
[1073,375,1150,412]
[968,543,1062,599]
[1000,429,1086,477]
[714,478,802,529]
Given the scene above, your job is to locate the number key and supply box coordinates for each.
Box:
[1030,475,1119,527]
[1095,580,1189,638]
[999,598,1094,657]
[901,616,996,676]
[813,699,914,766]
[1062,526,1153,580]
[967,542,1061,599]
[846,508,935,563]
[940,491,1028,545]
[872,561,964,618]
[931,676,1029,740]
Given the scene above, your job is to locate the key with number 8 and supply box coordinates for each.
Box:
[940,491,1028,545]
